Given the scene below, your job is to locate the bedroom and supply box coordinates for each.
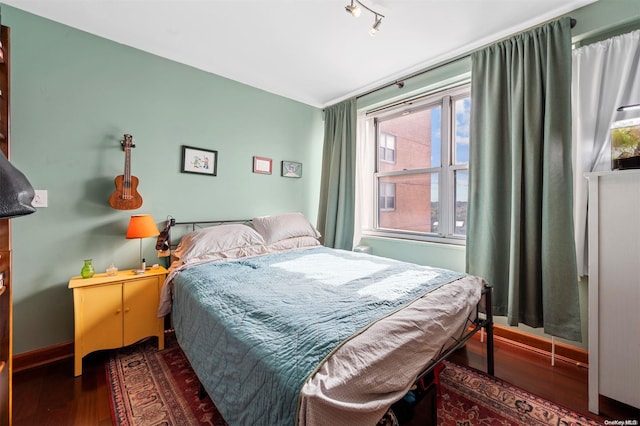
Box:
[0,0,638,424]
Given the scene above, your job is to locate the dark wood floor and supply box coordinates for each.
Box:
[12,335,640,425]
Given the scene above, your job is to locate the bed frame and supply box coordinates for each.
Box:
[161,218,495,422]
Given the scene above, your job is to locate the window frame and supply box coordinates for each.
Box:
[366,84,470,245]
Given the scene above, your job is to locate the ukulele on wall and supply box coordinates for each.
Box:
[109,134,143,210]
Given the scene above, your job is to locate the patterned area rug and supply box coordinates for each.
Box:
[107,334,226,425]
[437,363,599,426]
[107,333,600,426]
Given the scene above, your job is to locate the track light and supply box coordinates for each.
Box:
[617,104,640,112]
[344,0,385,35]
[345,0,361,17]
[369,15,382,36]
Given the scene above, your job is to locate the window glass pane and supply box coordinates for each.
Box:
[379,181,396,211]
[378,106,441,173]
[431,107,441,167]
[454,170,468,235]
[454,97,470,165]
[378,173,439,233]
[379,133,396,163]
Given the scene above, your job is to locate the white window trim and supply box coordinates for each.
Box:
[361,83,470,245]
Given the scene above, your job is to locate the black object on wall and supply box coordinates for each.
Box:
[0,151,35,219]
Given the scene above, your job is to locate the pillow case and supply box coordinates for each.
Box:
[266,236,321,252]
[173,223,265,262]
[252,212,321,244]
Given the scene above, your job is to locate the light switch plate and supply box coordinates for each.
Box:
[33,189,48,207]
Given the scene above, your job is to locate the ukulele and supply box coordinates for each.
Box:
[109,134,143,210]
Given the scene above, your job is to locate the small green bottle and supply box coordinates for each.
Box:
[81,259,95,279]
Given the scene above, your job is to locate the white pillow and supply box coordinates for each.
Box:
[252,212,321,244]
[173,223,265,262]
[266,236,321,252]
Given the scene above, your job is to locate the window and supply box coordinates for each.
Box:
[379,182,396,211]
[370,85,470,243]
[379,133,396,163]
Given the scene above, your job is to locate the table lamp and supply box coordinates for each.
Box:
[126,214,159,273]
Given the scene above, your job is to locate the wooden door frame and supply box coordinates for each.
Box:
[0,24,13,426]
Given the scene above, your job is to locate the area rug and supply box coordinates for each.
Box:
[436,363,599,426]
[107,334,226,425]
[107,333,600,425]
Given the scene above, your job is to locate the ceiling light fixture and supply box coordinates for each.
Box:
[345,0,385,35]
[617,104,640,112]
[345,0,362,17]
[369,15,383,36]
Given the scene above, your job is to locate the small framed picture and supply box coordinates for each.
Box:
[182,146,217,176]
[281,161,302,178]
[253,156,272,174]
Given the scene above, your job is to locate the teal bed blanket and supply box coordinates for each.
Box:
[171,246,465,426]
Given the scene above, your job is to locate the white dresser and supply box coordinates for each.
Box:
[586,170,640,414]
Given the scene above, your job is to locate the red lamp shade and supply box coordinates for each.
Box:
[126,214,160,239]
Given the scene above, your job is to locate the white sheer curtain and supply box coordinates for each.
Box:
[572,29,640,276]
[353,112,375,247]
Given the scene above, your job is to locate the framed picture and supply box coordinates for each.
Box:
[281,160,302,178]
[182,146,217,176]
[253,156,272,174]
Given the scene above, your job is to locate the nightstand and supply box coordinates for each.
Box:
[68,266,167,376]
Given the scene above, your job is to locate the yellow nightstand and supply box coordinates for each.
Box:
[68,266,167,376]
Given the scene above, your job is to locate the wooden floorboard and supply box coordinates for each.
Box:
[12,334,640,425]
[13,350,111,426]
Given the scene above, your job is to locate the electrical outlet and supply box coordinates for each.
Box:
[33,189,48,207]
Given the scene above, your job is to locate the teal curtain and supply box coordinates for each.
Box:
[317,98,356,249]
[466,18,581,342]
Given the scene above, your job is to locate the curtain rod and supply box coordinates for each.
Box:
[356,18,577,100]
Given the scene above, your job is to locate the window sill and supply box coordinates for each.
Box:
[361,229,466,246]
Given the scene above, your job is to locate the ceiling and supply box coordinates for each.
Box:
[3,0,596,108]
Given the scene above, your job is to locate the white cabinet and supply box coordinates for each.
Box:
[586,170,640,414]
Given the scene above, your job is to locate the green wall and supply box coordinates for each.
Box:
[2,6,324,354]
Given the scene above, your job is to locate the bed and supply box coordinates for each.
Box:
[157,213,494,426]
